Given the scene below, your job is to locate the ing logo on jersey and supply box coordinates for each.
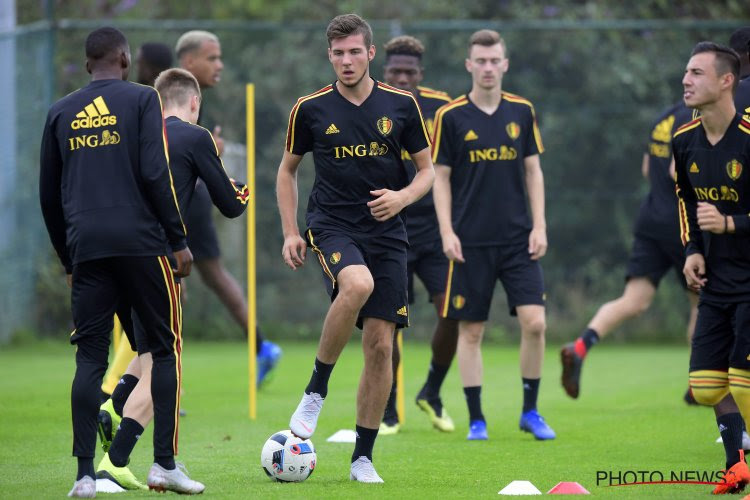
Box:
[377,116,393,137]
[329,252,341,265]
[693,185,739,202]
[651,114,675,143]
[506,122,521,140]
[71,96,118,129]
[727,159,743,180]
[452,295,465,310]
[333,142,389,158]
[68,130,121,151]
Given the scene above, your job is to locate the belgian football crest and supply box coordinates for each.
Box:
[329,252,341,265]
[506,122,520,140]
[727,159,743,180]
[377,116,393,137]
[452,294,466,310]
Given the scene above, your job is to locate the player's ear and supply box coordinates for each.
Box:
[328,47,333,62]
[465,58,472,73]
[368,44,376,62]
[85,59,92,75]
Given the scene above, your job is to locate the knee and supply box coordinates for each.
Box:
[521,318,546,339]
[690,370,729,406]
[364,331,393,365]
[459,326,483,347]
[627,298,651,317]
[339,272,374,304]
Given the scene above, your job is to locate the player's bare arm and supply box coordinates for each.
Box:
[433,163,464,263]
[697,201,734,233]
[276,150,307,270]
[641,152,650,179]
[524,154,547,260]
[367,146,434,221]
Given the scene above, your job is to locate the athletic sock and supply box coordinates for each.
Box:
[383,382,398,423]
[155,456,176,470]
[351,425,379,462]
[108,417,144,467]
[463,386,484,422]
[522,378,540,413]
[575,328,600,359]
[718,412,744,469]
[77,457,95,480]
[304,358,335,399]
[424,360,450,396]
[111,374,139,417]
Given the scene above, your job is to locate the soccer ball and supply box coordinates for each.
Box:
[261,430,317,482]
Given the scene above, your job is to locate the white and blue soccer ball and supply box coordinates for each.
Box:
[261,430,317,482]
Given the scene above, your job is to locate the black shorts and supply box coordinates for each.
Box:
[70,256,182,361]
[690,299,750,372]
[306,228,409,329]
[407,239,449,304]
[626,233,686,289]
[185,181,220,261]
[442,244,545,321]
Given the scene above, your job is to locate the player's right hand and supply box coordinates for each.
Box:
[683,253,707,292]
[442,231,465,263]
[172,247,194,278]
[282,234,307,270]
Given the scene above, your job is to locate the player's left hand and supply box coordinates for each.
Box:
[528,227,547,260]
[368,189,407,221]
[697,202,727,234]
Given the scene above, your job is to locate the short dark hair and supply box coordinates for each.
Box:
[140,42,173,72]
[468,29,506,57]
[326,14,372,48]
[384,35,424,61]
[691,41,740,91]
[85,27,128,61]
[729,26,750,58]
[154,68,201,108]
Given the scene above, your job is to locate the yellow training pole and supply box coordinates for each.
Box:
[246,83,257,420]
[396,330,405,424]
[113,315,123,351]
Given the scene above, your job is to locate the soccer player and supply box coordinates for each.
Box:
[674,41,750,494]
[135,42,173,86]
[277,14,434,482]
[379,35,456,435]
[176,30,282,384]
[99,41,174,401]
[38,27,197,497]
[94,68,248,495]
[431,29,555,441]
[559,101,696,401]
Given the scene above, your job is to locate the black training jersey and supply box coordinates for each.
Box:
[286,79,430,242]
[737,77,750,119]
[635,102,693,240]
[165,116,249,218]
[404,86,451,245]
[674,114,750,301]
[40,79,185,272]
[432,92,544,247]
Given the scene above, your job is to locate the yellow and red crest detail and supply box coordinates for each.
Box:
[506,122,520,140]
[452,294,465,310]
[727,159,743,181]
[329,252,341,265]
[377,116,393,137]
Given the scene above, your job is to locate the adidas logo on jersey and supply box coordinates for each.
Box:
[690,162,699,173]
[325,123,340,134]
[396,305,407,316]
[71,96,117,129]
[464,130,478,141]
[651,114,675,143]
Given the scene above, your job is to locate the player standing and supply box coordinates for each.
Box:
[379,35,456,435]
[674,41,750,494]
[39,27,197,497]
[276,14,434,482]
[432,29,555,441]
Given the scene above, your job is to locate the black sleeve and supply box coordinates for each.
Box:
[673,140,703,256]
[139,90,187,252]
[432,107,454,167]
[731,214,750,234]
[193,128,249,218]
[522,104,544,157]
[39,111,72,273]
[285,100,313,155]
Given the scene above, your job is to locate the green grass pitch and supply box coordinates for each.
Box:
[0,340,732,498]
